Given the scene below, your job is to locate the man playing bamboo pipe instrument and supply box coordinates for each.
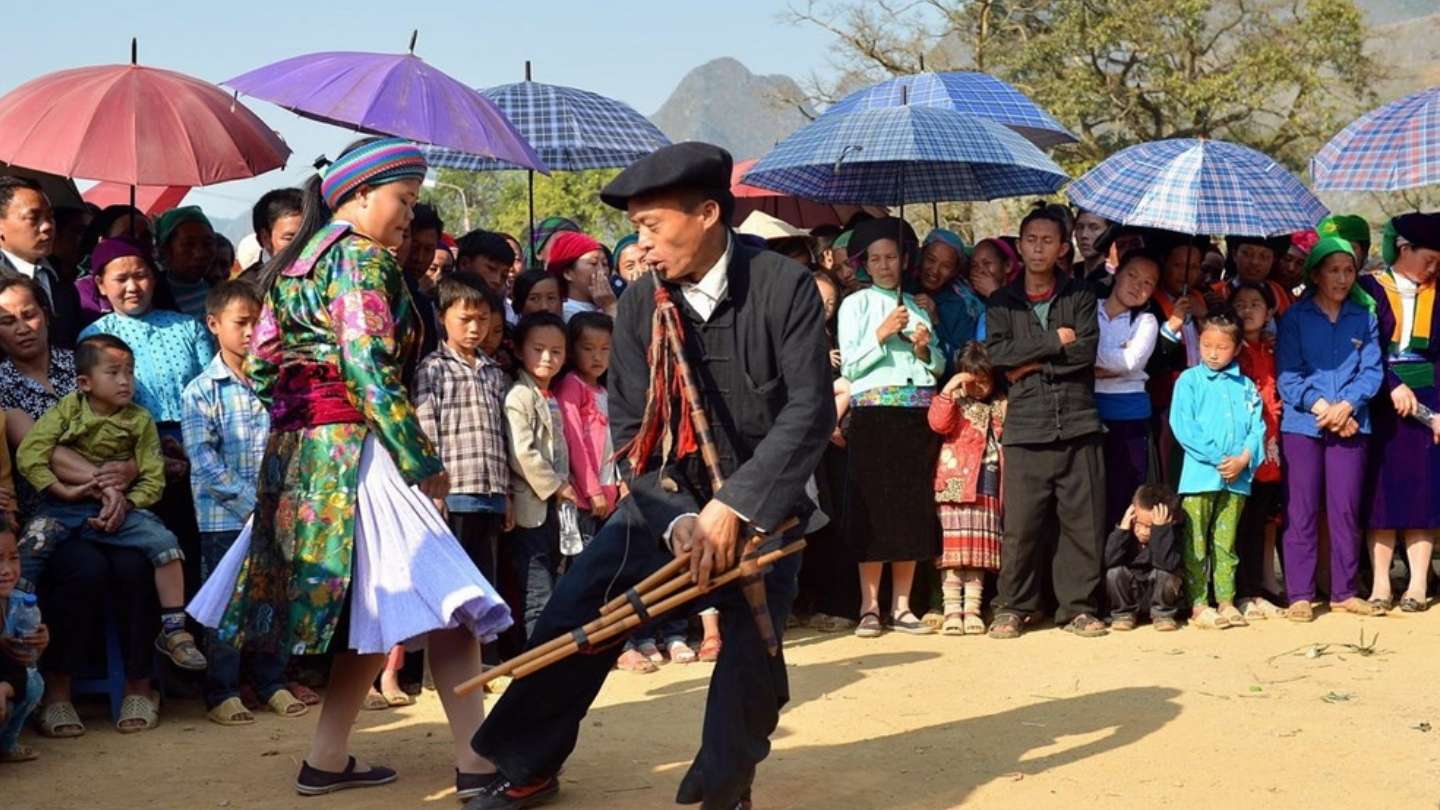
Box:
[466,142,835,810]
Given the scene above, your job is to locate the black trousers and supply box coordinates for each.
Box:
[998,434,1106,623]
[38,540,158,679]
[1105,566,1182,619]
[1235,481,1284,601]
[473,500,800,810]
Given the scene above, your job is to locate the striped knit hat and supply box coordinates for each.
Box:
[320,138,428,210]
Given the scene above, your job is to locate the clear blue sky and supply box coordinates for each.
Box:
[3,1,837,220]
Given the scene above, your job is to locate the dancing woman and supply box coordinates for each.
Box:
[189,138,512,798]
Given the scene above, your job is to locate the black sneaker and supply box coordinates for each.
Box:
[461,774,560,809]
[456,769,504,801]
[295,756,397,795]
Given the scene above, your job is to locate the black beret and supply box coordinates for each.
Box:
[1392,212,1440,252]
[848,216,918,260]
[1226,233,1290,256]
[601,142,735,211]
[455,229,515,264]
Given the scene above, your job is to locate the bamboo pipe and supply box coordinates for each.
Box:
[454,539,806,696]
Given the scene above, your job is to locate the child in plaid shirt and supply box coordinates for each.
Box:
[181,281,306,725]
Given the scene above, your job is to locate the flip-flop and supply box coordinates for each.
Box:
[0,744,37,763]
[117,693,160,734]
[362,688,390,711]
[287,682,322,706]
[1219,605,1247,627]
[1191,607,1231,630]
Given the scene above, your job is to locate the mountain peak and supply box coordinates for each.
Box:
[650,58,812,161]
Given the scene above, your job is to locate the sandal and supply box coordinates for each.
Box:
[1190,607,1230,630]
[35,701,84,738]
[1062,614,1109,637]
[1241,597,1285,621]
[1367,596,1394,613]
[890,610,936,635]
[636,640,665,665]
[267,688,310,718]
[363,687,390,711]
[987,612,1024,640]
[941,612,965,636]
[921,611,946,631]
[698,636,722,662]
[288,682,322,706]
[963,613,986,636]
[116,693,159,734]
[1400,596,1428,613]
[617,649,658,673]
[1330,597,1385,617]
[0,744,37,763]
[854,611,884,638]
[668,639,698,664]
[380,687,414,708]
[1153,616,1180,632]
[155,630,207,671]
[1110,613,1137,632]
[1287,601,1315,622]
[808,613,856,633]
[1219,605,1247,627]
[207,696,256,726]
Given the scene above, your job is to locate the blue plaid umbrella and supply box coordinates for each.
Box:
[741,105,1069,206]
[1067,139,1327,237]
[420,79,670,171]
[1311,87,1440,191]
[826,72,1076,149]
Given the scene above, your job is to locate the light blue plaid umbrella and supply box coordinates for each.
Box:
[826,72,1076,149]
[741,105,1069,206]
[420,77,670,171]
[1311,87,1440,191]
[1067,139,1327,237]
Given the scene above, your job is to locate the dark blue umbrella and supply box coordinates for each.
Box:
[826,72,1076,149]
[741,105,1069,206]
[420,76,670,171]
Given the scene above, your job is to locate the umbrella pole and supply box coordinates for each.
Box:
[932,201,940,229]
[527,169,536,267]
[129,184,136,237]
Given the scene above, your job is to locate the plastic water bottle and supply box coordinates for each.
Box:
[8,593,41,652]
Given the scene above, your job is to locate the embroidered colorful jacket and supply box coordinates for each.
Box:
[216,221,442,655]
[927,392,1006,504]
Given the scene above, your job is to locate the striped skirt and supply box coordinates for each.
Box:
[938,495,1002,571]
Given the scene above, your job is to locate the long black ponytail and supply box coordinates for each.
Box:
[256,135,385,297]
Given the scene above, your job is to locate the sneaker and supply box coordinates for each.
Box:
[462,774,560,809]
[295,756,397,796]
[456,770,504,801]
[155,630,207,671]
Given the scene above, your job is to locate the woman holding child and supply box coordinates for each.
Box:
[188,138,513,799]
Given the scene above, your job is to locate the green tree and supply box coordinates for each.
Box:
[788,0,1381,175]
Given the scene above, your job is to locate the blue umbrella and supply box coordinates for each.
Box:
[826,71,1076,149]
[740,105,1069,205]
[1311,86,1440,191]
[1067,138,1327,237]
[420,77,670,172]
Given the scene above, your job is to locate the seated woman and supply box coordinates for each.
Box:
[0,275,158,735]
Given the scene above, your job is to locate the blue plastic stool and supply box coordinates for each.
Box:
[71,610,127,722]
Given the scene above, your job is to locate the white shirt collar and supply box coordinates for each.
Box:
[1,249,52,292]
[679,234,731,322]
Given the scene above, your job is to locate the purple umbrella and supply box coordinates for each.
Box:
[225,32,546,172]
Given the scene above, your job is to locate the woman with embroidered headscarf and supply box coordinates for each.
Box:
[1359,213,1440,613]
[187,138,513,799]
[913,229,985,373]
[969,237,1017,300]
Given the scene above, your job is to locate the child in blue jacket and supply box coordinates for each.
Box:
[1168,310,1266,630]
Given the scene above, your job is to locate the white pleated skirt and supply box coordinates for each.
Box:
[189,435,514,654]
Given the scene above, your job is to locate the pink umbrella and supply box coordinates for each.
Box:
[84,182,189,214]
[731,158,886,229]
[0,40,289,186]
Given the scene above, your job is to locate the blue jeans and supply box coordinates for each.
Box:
[200,531,287,708]
[19,499,182,591]
[506,505,560,643]
[1,668,43,752]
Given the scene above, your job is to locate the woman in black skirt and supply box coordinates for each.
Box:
[837,218,945,637]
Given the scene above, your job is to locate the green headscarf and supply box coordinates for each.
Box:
[612,232,638,261]
[154,205,212,247]
[1317,214,1371,250]
[923,228,972,257]
[1303,235,1375,312]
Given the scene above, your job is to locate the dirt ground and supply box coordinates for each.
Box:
[6,609,1439,810]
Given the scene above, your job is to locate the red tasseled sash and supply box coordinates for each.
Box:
[615,283,700,476]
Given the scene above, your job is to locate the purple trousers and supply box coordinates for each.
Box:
[1281,433,1367,603]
